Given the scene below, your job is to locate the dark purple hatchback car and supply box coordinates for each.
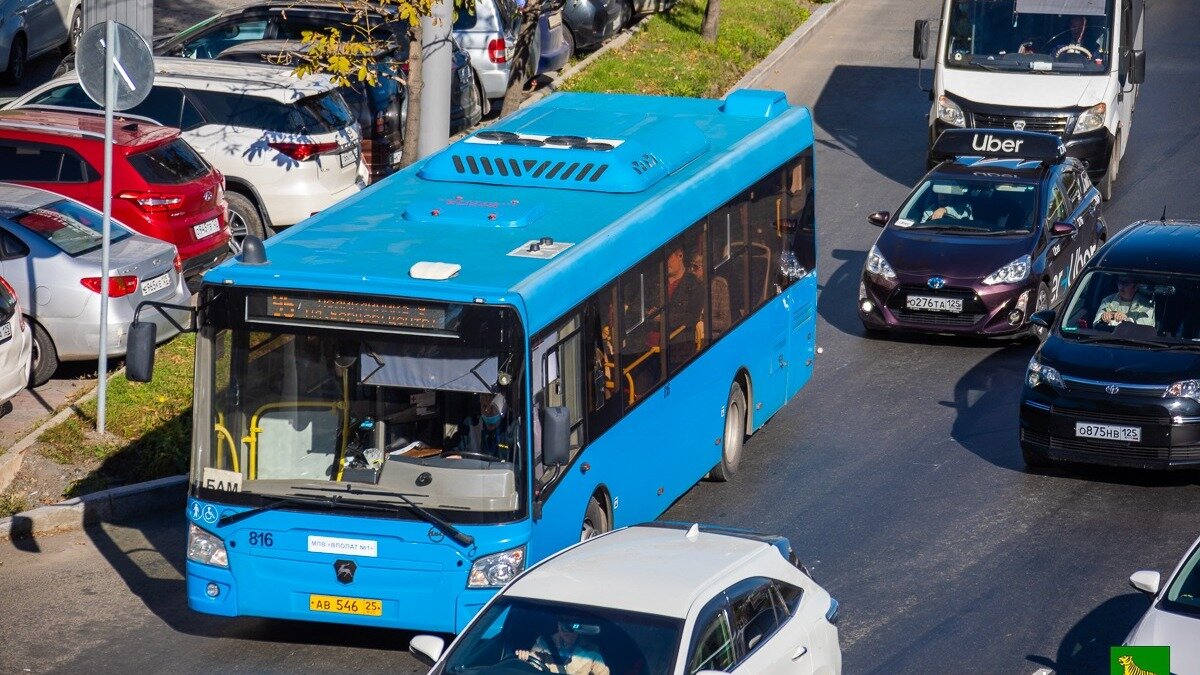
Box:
[859,129,1106,338]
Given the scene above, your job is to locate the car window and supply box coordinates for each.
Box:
[773,580,803,614]
[454,0,480,30]
[689,609,736,673]
[189,90,353,134]
[1163,542,1200,619]
[125,87,185,127]
[729,579,783,657]
[273,13,400,43]
[1046,182,1068,225]
[896,176,1038,234]
[13,199,132,256]
[26,83,95,109]
[180,19,270,59]
[0,230,29,259]
[127,138,209,185]
[180,95,205,130]
[1060,170,1083,210]
[0,143,89,183]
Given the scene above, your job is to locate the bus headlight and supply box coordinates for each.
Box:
[1074,102,1106,134]
[188,523,229,568]
[983,254,1030,285]
[1165,380,1200,403]
[937,95,965,127]
[1027,357,1063,389]
[866,245,896,281]
[468,546,525,588]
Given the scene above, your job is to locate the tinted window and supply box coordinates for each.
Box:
[620,254,664,407]
[128,138,209,184]
[454,0,480,29]
[747,171,783,308]
[0,230,28,259]
[774,580,803,614]
[665,229,706,374]
[14,199,132,256]
[179,19,269,59]
[191,89,352,134]
[26,83,94,108]
[0,143,84,182]
[126,87,185,127]
[709,203,749,339]
[784,149,816,278]
[274,13,401,42]
[689,610,735,673]
[729,580,783,656]
[180,96,205,130]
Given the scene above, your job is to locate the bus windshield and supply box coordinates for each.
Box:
[945,0,1114,74]
[196,288,527,522]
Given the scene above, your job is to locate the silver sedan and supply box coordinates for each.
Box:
[0,183,191,386]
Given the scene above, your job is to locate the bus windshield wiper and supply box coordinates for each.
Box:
[293,485,476,548]
[217,493,348,527]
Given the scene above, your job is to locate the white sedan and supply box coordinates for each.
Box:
[410,523,841,674]
[0,276,30,406]
[1126,534,1200,673]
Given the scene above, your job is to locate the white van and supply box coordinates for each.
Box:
[915,0,1145,200]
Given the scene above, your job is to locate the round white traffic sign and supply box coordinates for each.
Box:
[77,21,155,111]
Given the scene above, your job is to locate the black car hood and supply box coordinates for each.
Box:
[1040,334,1200,384]
[877,228,1035,278]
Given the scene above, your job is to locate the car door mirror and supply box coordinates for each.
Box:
[868,211,890,227]
[1127,49,1146,85]
[913,19,931,60]
[1030,309,1056,330]
[540,405,571,467]
[1128,570,1160,596]
[125,321,158,382]
[1051,221,1076,238]
[408,635,445,666]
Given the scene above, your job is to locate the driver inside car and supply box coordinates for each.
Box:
[1094,277,1156,328]
[516,619,611,675]
[447,392,512,460]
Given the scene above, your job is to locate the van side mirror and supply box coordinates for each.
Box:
[540,405,571,467]
[1127,49,1146,85]
[868,211,890,227]
[1030,309,1056,330]
[913,20,931,60]
[125,321,158,382]
[1051,221,1076,238]
[408,635,445,666]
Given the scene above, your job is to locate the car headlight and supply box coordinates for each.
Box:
[866,245,896,281]
[1165,380,1200,403]
[983,254,1031,285]
[1027,357,1063,388]
[468,546,525,588]
[937,95,965,127]
[187,523,229,568]
[1074,102,1106,134]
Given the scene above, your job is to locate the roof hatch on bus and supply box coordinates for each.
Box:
[419,118,710,193]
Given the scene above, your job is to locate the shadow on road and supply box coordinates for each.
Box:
[1026,593,1149,675]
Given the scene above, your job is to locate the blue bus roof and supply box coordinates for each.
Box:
[206,89,815,333]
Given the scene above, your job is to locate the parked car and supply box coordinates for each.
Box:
[1125,532,1200,672]
[0,183,190,386]
[1020,219,1200,470]
[151,2,484,140]
[562,0,627,54]
[535,7,571,74]
[409,523,842,674]
[0,0,80,85]
[0,107,231,275]
[6,57,364,243]
[0,276,31,402]
[454,0,550,102]
[213,38,482,181]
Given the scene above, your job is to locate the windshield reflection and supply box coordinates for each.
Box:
[946,0,1114,73]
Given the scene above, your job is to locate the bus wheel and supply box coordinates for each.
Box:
[708,382,746,482]
[581,496,609,541]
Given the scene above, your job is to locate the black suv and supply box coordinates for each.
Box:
[1020,219,1200,470]
[154,2,484,179]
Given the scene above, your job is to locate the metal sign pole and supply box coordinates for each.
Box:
[98,19,116,435]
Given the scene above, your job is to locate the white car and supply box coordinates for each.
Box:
[0,0,81,85]
[5,57,364,242]
[0,276,30,404]
[1126,534,1200,672]
[410,523,842,674]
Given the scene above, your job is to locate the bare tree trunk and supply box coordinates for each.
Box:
[400,23,423,169]
[701,0,720,42]
[500,0,545,116]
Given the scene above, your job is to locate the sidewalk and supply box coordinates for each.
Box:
[0,0,853,542]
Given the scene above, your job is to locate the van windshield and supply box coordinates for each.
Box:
[1058,270,1200,345]
[945,0,1114,74]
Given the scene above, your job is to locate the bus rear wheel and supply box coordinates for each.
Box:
[581,496,609,541]
[708,382,746,482]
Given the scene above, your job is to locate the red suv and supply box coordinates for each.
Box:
[0,108,230,275]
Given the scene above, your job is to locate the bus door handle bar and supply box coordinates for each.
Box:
[622,345,661,405]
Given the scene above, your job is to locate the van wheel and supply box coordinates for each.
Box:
[708,382,746,482]
[1099,134,1119,201]
[580,496,609,541]
[2,35,27,85]
[226,192,268,245]
[29,321,58,388]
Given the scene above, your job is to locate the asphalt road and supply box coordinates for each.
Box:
[4,0,1200,673]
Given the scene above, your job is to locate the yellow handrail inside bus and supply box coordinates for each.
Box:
[244,400,346,480]
[622,345,660,406]
[214,414,239,473]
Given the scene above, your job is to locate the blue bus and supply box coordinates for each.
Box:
[137,88,819,634]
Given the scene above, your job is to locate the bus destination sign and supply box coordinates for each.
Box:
[246,292,449,332]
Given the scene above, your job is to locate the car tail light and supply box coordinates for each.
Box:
[173,252,182,274]
[269,141,339,161]
[488,38,507,63]
[0,277,22,328]
[80,276,139,298]
[118,191,184,213]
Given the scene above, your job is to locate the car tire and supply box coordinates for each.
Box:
[475,71,490,118]
[29,320,58,388]
[707,382,746,482]
[64,7,82,55]
[619,0,633,28]
[226,192,269,245]
[2,34,27,86]
[1030,281,1052,341]
[581,496,608,541]
[1022,444,1053,469]
[1099,133,1119,202]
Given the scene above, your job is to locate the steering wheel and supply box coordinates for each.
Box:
[494,653,551,673]
[442,451,503,463]
[1054,43,1093,60]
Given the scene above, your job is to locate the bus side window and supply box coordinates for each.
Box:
[710,205,749,339]
[586,284,622,439]
[538,315,585,462]
[665,227,707,375]
[747,170,784,307]
[620,255,665,407]
[785,150,817,282]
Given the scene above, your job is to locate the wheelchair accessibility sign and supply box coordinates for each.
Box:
[190,500,218,525]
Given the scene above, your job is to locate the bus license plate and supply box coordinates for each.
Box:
[906,295,962,313]
[1075,422,1141,443]
[141,273,171,296]
[309,594,382,617]
[193,218,220,240]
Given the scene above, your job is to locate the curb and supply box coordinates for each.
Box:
[0,474,186,541]
[0,381,104,495]
[728,0,851,93]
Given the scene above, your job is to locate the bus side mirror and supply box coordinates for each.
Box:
[913,20,931,60]
[868,211,890,227]
[125,321,157,382]
[408,635,445,666]
[1030,309,1056,330]
[1127,49,1146,85]
[541,405,571,467]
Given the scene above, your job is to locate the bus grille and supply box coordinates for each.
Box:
[972,113,1072,136]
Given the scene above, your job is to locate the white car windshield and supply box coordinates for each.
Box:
[946,0,1114,73]
[1162,542,1200,619]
